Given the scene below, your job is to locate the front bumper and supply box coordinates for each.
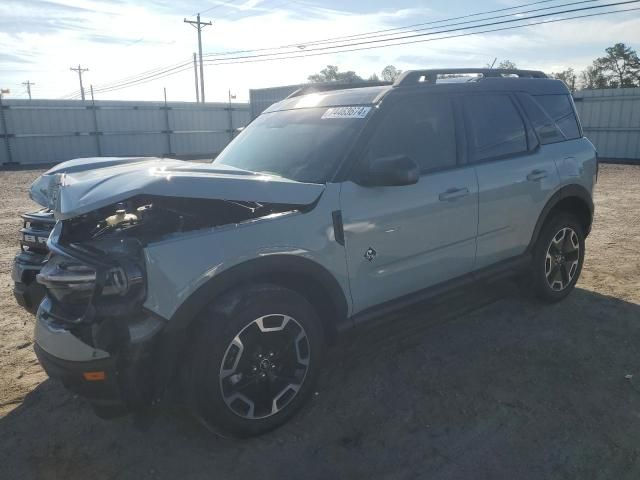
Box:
[12,250,47,312]
[34,296,164,414]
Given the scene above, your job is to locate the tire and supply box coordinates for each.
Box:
[531,212,585,303]
[188,283,324,437]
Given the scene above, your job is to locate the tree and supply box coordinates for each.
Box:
[368,73,380,81]
[486,59,517,69]
[551,68,578,92]
[497,59,517,69]
[580,65,609,89]
[381,65,402,82]
[308,65,363,83]
[593,43,640,88]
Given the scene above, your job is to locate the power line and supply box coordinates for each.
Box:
[203,6,640,67]
[60,0,596,98]
[199,0,640,64]
[65,3,640,97]
[200,0,592,58]
[86,5,640,95]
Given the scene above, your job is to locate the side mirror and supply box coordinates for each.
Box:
[361,155,420,187]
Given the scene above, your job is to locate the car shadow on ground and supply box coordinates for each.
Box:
[2,282,640,480]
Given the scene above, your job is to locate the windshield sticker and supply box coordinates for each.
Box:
[321,106,371,119]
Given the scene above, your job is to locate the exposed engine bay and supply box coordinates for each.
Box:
[32,195,302,329]
[62,195,298,246]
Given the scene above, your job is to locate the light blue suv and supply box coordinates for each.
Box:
[27,68,596,437]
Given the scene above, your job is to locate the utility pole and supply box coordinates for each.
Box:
[184,14,211,103]
[22,80,35,100]
[192,53,200,103]
[227,89,236,142]
[70,64,89,101]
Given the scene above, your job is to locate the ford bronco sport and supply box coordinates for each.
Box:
[23,68,596,437]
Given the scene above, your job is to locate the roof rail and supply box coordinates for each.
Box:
[286,80,392,99]
[394,68,547,86]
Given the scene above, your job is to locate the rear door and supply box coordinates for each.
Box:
[464,93,561,270]
[340,93,478,314]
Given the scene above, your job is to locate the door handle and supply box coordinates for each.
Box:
[526,169,548,182]
[438,187,470,202]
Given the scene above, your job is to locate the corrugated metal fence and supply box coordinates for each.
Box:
[249,84,302,119]
[0,99,250,165]
[573,88,640,161]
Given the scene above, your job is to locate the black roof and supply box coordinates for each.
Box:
[265,68,569,113]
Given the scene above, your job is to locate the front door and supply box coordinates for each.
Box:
[340,93,478,315]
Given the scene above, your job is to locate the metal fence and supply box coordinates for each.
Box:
[249,84,303,119]
[0,99,250,166]
[573,88,640,161]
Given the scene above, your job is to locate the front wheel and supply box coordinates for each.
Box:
[189,284,324,437]
[531,213,585,303]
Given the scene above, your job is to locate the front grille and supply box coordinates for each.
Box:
[20,210,55,253]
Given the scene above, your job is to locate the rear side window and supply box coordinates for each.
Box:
[517,94,565,144]
[366,95,457,174]
[533,94,581,141]
[464,94,527,163]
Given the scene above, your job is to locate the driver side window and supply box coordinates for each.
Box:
[366,95,457,174]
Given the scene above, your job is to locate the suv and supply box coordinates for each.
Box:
[25,68,596,437]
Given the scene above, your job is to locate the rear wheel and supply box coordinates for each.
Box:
[531,213,585,302]
[189,284,324,437]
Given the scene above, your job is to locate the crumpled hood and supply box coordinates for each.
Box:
[30,156,325,220]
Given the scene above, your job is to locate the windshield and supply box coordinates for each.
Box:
[213,107,370,183]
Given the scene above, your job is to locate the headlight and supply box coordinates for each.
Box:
[37,254,142,304]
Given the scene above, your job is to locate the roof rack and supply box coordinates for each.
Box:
[286,80,392,99]
[394,68,547,86]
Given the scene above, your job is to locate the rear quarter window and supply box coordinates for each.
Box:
[532,94,581,141]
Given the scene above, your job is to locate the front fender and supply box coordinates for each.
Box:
[141,183,350,328]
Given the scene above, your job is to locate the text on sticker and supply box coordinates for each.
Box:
[322,106,372,119]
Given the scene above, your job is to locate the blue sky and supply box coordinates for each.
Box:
[1,0,639,102]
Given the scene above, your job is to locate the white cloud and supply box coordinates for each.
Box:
[0,1,639,101]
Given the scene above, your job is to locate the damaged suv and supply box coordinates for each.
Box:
[27,68,596,437]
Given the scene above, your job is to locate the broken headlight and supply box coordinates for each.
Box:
[37,254,143,304]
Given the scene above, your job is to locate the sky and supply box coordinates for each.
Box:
[1,0,639,103]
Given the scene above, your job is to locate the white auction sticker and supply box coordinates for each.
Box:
[321,106,372,119]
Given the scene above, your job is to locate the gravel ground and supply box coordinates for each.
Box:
[1,164,640,479]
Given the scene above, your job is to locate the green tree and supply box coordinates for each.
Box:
[551,68,578,92]
[580,65,609,89]
[381,65,402,82]
[593,43,640,88]
[308,65,363,83]
[486,59,517,69]
[497,59,517,69]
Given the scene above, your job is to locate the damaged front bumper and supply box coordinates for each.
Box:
[33,223,165,414]
[35,297,164,415]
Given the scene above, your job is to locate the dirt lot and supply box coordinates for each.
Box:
[1,164,640,479]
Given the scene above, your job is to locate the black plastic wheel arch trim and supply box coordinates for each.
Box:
[165,255,350,335]
[526,184,594,254]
